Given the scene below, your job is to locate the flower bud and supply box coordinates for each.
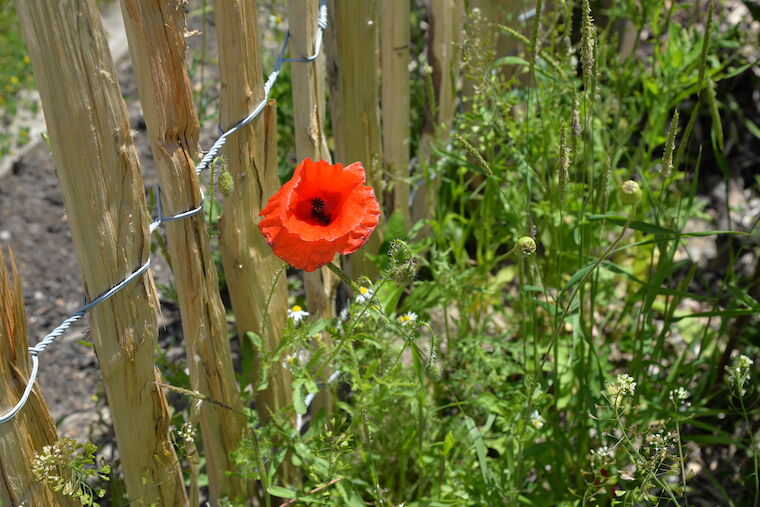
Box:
[620,180,641,205]
[218,170,234,198]
[516,236,537,256]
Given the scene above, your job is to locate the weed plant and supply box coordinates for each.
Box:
[217,2,759,505]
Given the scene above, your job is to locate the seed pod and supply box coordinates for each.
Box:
[517,236,537,256]
[620,180,642,205]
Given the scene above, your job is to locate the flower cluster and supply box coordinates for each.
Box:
[726,354,754,396]
[669,387,691,410]
[606,373,637,398]
[32,438,109,506]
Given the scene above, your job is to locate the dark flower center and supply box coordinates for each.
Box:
[310,197,332,225]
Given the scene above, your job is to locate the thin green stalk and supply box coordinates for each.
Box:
[739,395,760,506]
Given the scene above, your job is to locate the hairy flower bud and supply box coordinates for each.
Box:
[218,170,234,198]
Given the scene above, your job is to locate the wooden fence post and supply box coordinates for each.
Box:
[412,0,464,226]
[287,0,339,319]
[118,0,248,502]
[381,0,412,229]
[327,0,384,279]
[0,248,78,506]
[213,0,294,481]
[14,1,186,504]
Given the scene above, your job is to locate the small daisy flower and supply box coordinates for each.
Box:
[529,410,545,429]
[355,286,374,304]
[287,305,309,325]
[397,312,418,326]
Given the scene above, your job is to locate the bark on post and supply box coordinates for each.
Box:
[327,0,384,279]
[0,249,79,507]
[214,0,293,440]
[14,1,186,504]
[119,0,248,502]
[381,0,412,229]
[411,0,464,225]
[287,0,338,319]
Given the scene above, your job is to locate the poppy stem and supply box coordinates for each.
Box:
[326,261,359,293]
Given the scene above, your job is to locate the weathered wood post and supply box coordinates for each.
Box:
[0,248,79,507]
[287,0,337,420]
[412,0,464,226]
[327,0,384,279]
[14,1,186,504]
[214,0,294,467]
[288,0,339,320]
[381,0,412,229]
[119,0,248,502]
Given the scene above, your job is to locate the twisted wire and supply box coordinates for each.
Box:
[1,0,329,425]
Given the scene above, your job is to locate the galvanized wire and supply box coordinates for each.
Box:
[0,0,329,425]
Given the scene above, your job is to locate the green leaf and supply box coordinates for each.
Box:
[590,214,746,238]
[464,416,489,483]
[267,485,298,499]
[307,318,331,336]
[670,308,756,322]
[495,56,530,67]
[563,263,596,292]
[442,431,455,457]
[293,380,307,414]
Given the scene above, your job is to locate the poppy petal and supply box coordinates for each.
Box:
[258,159,381,271]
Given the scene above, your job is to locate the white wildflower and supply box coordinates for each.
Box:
[287,305,309,325]
[397,312,418,326]
[529,410,545,430]
[355,286,374,304]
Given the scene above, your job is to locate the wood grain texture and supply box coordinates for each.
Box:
[327,0,384,279]
[287,0,338,319]
[119,0,248,502]
[214,0,293,449]
[0,249,78,507]
[381,0,412,228]
[14,0,186,504]
[412,0,464,226]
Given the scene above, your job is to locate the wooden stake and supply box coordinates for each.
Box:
[14,1,186,503]
[0,248,79,506]
[213,1,294,484]
[327,0,384,279]
[412,0,464,226]
[119,0,248,502]
[381,0,412,229]
[287,0,338,319]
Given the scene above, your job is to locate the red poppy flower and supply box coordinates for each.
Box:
[258,158,381,272]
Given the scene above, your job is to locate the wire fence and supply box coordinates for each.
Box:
[0,0,329,425]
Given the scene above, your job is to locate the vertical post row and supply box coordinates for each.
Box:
[119,0,248,502]
[14,0,186,504]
